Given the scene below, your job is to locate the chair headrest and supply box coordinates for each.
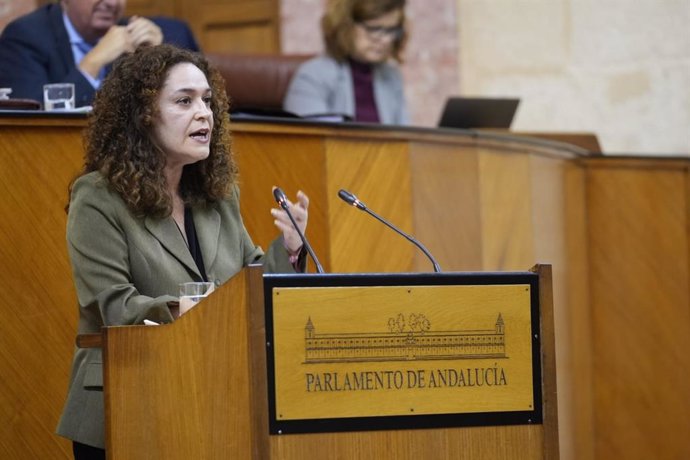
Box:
[206,53,312,111]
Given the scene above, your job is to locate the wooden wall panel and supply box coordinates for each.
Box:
[183,0,279,53]
[126,0,175,17]
[0,121,84,458]
[528,155,583,460]
[127,0,280,54]
[409,141,482,272]
[586,159,690,460]
[478,151,535,270]
[203,24,278,54]
[561,163,594,460]
[325,138,414,273]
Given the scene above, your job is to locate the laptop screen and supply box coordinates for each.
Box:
[438,97,520,129]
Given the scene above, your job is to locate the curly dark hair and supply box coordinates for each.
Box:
[75,44,237,218]
[322,0,408,62]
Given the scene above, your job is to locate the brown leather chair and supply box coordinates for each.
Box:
[205,53,311,112]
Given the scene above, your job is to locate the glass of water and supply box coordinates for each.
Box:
[178,282,215,316]
[43,83,75,110]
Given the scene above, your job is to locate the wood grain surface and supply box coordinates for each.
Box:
[1,114,687,459]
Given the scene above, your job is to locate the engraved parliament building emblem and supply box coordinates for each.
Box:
[304,313,506,364]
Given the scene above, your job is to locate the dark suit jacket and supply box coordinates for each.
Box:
[0,4,199,107]
[56,172,298,448]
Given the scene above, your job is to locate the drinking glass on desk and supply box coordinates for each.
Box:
[43,83,75,110]
[179,282,215,316]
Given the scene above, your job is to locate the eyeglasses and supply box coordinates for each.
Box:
[356,22,403,40]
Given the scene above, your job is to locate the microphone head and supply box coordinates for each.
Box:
[338,189,366,210]
[273,187,288,209]
[338,189,356,205]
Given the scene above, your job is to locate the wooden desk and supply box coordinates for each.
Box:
[1,113,688,459]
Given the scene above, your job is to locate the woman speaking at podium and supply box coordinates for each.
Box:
[56,44,310,459]
[284,0,409,125]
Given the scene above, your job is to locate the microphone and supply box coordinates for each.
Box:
[273,187,324,274]
[338,189,442,273]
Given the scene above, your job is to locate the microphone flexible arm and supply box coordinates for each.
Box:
[338,189,442,273]
[273,187,324,274]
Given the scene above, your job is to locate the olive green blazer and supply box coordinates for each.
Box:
[56,171,296,448]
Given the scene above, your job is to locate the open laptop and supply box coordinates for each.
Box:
[438,97,520,129]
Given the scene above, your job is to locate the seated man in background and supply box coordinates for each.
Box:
[0,0,199,107]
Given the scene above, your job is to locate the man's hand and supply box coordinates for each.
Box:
[78,26,132,79]
[127,16,163,48]
[78,17,163,80]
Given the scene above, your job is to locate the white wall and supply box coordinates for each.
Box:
[457,0,690,154]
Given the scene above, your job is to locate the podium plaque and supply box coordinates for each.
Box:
[264,272,542,434]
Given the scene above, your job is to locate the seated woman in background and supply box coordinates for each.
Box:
[56,44,309,459]
[283,0,409,125]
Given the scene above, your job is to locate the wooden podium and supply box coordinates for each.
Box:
[100,264,557,459]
